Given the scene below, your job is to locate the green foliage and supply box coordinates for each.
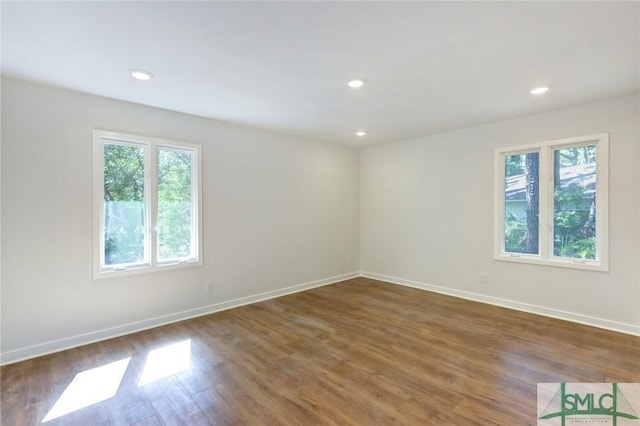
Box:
[104,144,145,265]
[556,145,596,168]
[553,183,595,259]
[503,144,597,260]
[157,150,193,259]
[103,144,144,202]
[505,154,524,177]
[504,211,527,253]
[103,145,194,265]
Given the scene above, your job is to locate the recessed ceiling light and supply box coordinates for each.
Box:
[130,70,153,81]
[530,87,549,95]
[347,79,365,89]
[355,131,367,137]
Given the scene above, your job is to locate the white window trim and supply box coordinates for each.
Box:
[493,133,609,272]
[92,130,203,279]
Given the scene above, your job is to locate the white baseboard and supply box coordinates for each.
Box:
[1,271,359,365]
[360,271,640,337]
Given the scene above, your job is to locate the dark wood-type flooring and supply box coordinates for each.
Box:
[2,277,639,425]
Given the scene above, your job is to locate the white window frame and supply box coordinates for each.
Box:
[92,130,203,279]
[494,133,609,271]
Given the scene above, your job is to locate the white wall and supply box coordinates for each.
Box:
[1,77,360,363]
[360,94,640,333]
[2,76,638,365]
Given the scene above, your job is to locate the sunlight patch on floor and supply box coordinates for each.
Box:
[42,357,131,423]
[137,339,191,387]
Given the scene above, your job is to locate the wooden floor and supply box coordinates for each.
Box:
[2,277,639,425]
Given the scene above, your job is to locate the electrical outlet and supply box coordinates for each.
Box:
[480,273,489,285]
[205,281,214,293]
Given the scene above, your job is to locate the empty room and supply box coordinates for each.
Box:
[1,1,639,425]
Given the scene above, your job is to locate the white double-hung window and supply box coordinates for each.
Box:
[494,133,608,271]
[93,130,202,278]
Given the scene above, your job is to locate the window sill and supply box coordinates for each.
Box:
[494,253,608,272]
[93,260,202,280]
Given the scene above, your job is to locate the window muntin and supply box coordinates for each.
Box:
[495,134,608,271]
[93,130,202,278]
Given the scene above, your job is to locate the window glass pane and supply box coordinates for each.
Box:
[553,145,597,259]
[504,152,539,254]
[103,143,146,265]
[157,148,193,261]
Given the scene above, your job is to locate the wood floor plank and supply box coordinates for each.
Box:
[1,278,638,425]
[103,364,156,426]
[142,377,208,426]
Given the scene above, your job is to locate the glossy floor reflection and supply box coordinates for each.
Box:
[138,339,191,387]
[42,358,131,422]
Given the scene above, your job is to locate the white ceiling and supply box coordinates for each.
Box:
[2,1,639,146]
